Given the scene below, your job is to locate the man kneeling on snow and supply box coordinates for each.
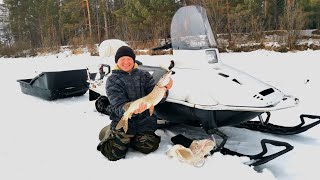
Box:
[97,46,173,161]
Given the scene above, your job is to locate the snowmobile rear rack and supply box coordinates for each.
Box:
[235,113,320,135]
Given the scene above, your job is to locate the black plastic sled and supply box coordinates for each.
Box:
[17,69,89,100]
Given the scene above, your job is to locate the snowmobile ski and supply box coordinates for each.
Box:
[235,113,320,135]
[207,127,293,166]
[218,139,293,166]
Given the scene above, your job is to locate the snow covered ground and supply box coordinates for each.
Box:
[0,50,320,180]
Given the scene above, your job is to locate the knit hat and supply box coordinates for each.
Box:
[171,134,193,148]
[115,46,136,63]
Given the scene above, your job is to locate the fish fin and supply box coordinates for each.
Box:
[149,105,154,116]
[123,120,128,133]
[115,119,124,130]
[123,102,131,111]
[128,112,133,119]
[116,118,128,133]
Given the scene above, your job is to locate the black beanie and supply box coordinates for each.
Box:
[171,134,194,148]
[115,46,136,63]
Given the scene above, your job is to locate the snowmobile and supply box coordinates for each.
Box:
[87,5,320,166]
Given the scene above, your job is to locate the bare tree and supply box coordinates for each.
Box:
[280,3,306,49]
[226,0,231,41]
[85,0,92,39]
[102,0,109,39]
[94,0,101,43]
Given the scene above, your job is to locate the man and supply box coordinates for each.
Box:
[97,46,173,161]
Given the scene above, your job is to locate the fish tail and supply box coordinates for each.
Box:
[116,116,129,133]
[115,118,125,130]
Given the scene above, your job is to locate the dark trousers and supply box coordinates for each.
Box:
[98,130,161,161]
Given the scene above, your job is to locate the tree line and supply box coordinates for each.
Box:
[0,0,319,53]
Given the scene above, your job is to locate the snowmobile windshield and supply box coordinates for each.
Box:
[170,6,217,50]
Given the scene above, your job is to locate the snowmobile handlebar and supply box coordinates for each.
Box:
[98,64,111,80]
[152,43,172,51]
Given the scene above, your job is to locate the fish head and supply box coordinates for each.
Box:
[157,71,172,87]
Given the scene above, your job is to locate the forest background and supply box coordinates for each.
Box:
[0,0,320,57]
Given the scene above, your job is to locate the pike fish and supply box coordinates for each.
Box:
[116,69,172,133]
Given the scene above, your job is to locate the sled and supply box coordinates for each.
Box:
[17,69,89,100]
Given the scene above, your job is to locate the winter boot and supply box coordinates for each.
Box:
[99,124,111,141]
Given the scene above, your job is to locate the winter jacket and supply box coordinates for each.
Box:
[106,63,167,135]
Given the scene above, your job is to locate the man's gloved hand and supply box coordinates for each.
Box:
[165,78,173,90]
[134,102,147,114]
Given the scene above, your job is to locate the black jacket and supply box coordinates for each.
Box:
[106,64,166,134]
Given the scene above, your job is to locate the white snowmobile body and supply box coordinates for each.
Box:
[88,5,299,130]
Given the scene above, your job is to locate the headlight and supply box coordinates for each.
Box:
[205,50,218,64]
